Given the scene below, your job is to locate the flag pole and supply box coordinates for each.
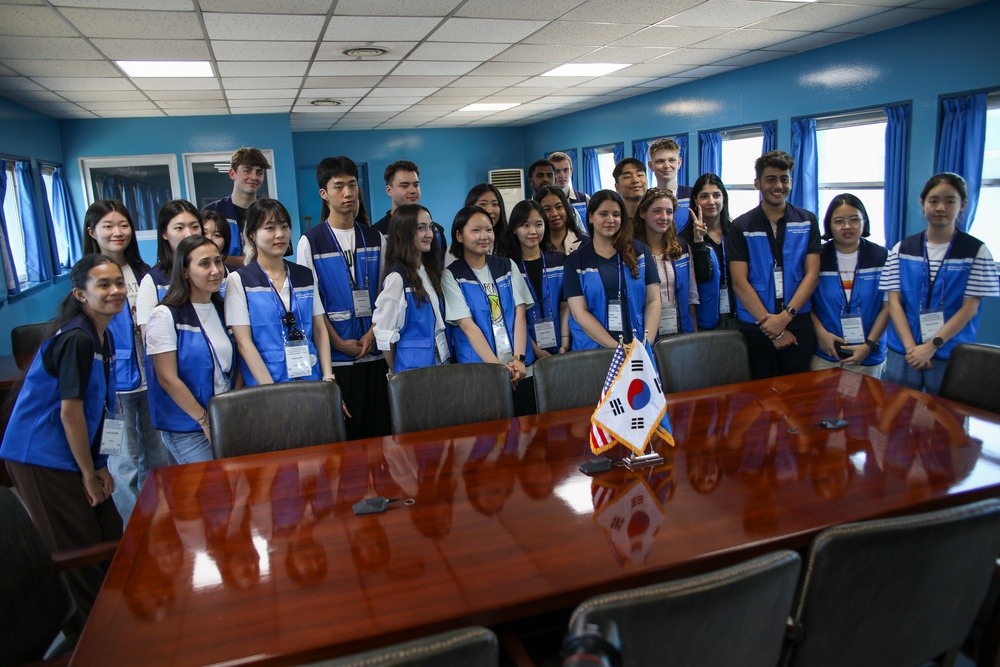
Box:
[622,329,664,470]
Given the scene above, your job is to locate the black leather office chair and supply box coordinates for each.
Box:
[940,343,1000,414]
[388,363,512,434]
[299,626,498,666]
[533,348,616,413]
[783,498,1000,667]
[11,321,51,370]
[567,550,801,667]
[654,330,751,394]
[208,381,347,459]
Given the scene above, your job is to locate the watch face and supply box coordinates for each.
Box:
[933,337,944,348]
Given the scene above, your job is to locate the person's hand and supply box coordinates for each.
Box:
[757,312,790,340]
[690,205,707,243]
[816,328,844,359]
[334,337,363,358]
[341,401,352,419]
[535,348,552,359]
[905,341,935,370]
[841,343,870,366]
[357,330,376,358]
[773,329,797,349]
[83,469,111,506]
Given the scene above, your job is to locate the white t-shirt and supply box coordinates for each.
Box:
[836,249,859,302]
[373,264,445,350]
[223,270,324,327]
[146,303,233,396]
[135,271,161,327]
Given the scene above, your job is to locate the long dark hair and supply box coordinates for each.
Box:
[533,185,586,239]
[161,235,224,309]
[243,198,291,264]
[690,172,732,227]
[633,188,682,261]
[588,190,638,278]
[382,204,442,302]
[82,199,149,276]
[200,208,232,260]
[464,184,508,243]
[156,200,201,272]
[503,199,550,263]
[822,193,872,240]
[51,254,122,333]
[449,206,494,258]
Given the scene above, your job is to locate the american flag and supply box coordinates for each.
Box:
[590,342,626,453]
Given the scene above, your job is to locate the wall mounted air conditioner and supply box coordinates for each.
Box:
[488,168,525,216]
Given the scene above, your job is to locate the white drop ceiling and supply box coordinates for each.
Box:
[0,0,983,131]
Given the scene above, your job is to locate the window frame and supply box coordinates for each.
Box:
[720,126,765,218]
[973,92,1000,261]
[79,154,181,241]
[182,149,277,210]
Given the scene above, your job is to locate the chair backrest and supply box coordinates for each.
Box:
[0,486,75,666]
[939,343,1000,414]
[783,498,1000,667]
[208,381,347,458]
[299,626,498,667]
[388,364,513,434]
[654,330,751,394]
[568,550,801,667]
[533,348,616,413]
[11,321,51,370]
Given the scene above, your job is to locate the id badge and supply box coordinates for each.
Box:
[840,316,865,344]
[492,323,513,357]
[919,309,945,343]
[285,339,312,379]
[352,289,373,318]
[534,318,557,349]
[434,329,450,364]
[659,304,678,335]
[719,285,731,315]
[99,414,125,456]
[607,300,623,333]
[773,267,784,301]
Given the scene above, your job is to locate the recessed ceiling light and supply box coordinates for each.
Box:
[311,98,343,106]
[542,63,630,77]
[343,46,391,58]
[459,103,520,112]
[116,61,213,78]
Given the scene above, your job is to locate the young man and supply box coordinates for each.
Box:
[297,156,391,440]
[648,137,693,234]
[528,159,555,196]
[726,150,821,379]
[372,160,421,235]
[203,147,270,267]
[549,150,589,227]
[613,158,648,221]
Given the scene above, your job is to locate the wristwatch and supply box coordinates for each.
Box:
[932,336,945,348]
[864,339,879,352]
[515,354,526,362]
[784,305,797,318]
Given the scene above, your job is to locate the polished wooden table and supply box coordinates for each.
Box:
[71,369,1000,667]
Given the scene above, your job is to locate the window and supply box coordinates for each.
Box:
[1,161,28,286]
[80,154,180,239]
[597,149,618,191]
[182,150,275,210]
[40,164,77,274]
[976,100,1000,256]
[815,112,887,248]
[720,128,763,219]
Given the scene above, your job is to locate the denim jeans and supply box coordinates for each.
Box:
[109,389,173,524]
[159,429,213,464]
[885,349,947,396]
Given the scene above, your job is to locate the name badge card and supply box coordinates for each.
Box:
[659,304,678,336]
[534,317,557,349]
[919,310,945,344]
[607,300,623,333]
[435,329,450,364]
[719,285,731,315]
[840,316,865,345]
[352,289,373,318]
[99,414,125,456]
[285,339,312,379]
[773,267,784,301]
[493,322,513,357]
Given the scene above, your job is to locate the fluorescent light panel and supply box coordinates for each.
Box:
[459,102,520,112]
[542,63,630,77]
[117,61,213,78]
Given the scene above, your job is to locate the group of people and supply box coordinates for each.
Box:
[1,143,997,622]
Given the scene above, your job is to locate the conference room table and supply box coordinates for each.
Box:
[71,369,1000,667]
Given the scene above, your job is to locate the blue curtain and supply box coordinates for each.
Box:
[883,105,910,250]
[612,143,624,167]
[699,131,722,178]
[633,139,651,184]
[101,175,118,200]
[583,147,601,195]
[761,122,776,154]
[790,119,818,214]
[674,134,689,187]
[0,160,19,294]
[50,167,82,269]
[123,178,141,226]
[16,161,51,282]
[936,93,987,232]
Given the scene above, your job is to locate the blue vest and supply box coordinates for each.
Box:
[447,256,535,366]
[888,230,985,360]
[811,239,888,366]
[565,240,650,350]
[662,238,695,335]
[147,301,232,432]
[0,315,114,472]
[110,264,147,391]
[388,265,448,373]
[302,222,383,363]
[519,251,566,353]
[695,243,723,330]
[674,185,693,236]
[733,204,816,324]
[203,195,243,258]
[147,265,171,303]
[234,261,322,384]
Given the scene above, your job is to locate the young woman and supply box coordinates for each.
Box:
[135,200,202,338]
[880,173,999,395]
[464,184,508,255]
[226,199,334,385]
[1,255,125,619]
[534,185,585,255]
[442,206,535,416]
[82,200,168,524]
[146,236,235,464]
[563,190,660,349]
[632,188,700,337]
[810,194,890,378]
[372,204,450,373]
[502,199,570,356]
[200,208,232,299]
[682,173,738,330]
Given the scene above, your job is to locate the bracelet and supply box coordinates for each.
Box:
[775,332,784,340]
[197,409,209,426]
[322,373,337,382]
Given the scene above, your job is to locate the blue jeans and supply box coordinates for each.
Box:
[109,389,173,524]
[885,349,947,396]
[159,429,213,465]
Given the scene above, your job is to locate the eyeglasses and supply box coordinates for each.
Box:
[832,216,863,227]
[281,310,304,341]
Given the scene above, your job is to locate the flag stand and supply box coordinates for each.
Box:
[621,451,664,470]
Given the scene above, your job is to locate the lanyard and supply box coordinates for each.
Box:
[615,254,624,301]
[657,255,673,303]
[326,222,368,291]
[922,232,954,311]
[259,261,303,345]
[837,253,862,316]
[468,259,514,343]
[193,303,234,389]
[520,254,554,320]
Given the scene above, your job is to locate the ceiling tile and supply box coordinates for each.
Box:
[227,98,293,107]
[478,91,546,102]
[222,76,300,89]
[429,18,547,43]
[612,25,730,48]
[829,7,943,34]
[333,0,461,17]
[751,3,888,31]
[367,87,440,97]
[204,12,324,40]
[448,75,526,87]
[492,44,591,62]
[33,76,135,91]
[225,87,307,99]
[356,96,425,104]
[0,36,102,60]
[228,107,293,114]
[716,28,811,49]
[573,46,672,63]
[671,64,737,77]
[391,61,479,76]
[27,101,88,112]
[92,108,165,117]
[610,62,693,77]
[713,49,792,67]
[58,8,203,38]
[2,89,68,102]
[761,31,857,52]
[52,0,194,9]
[316,42,417,60]
[166,108,230,116]
[200,0,333,13]
[0,5,79,37]
[575,75,654,87]
[524,21,643,46]
[467,62,551,76]
[456,0,587,20]
[663,0,798,27]
[650,47,747,66]
[379,75,457,87]
[304,75,383,87]
[408,42,511,61]
[351,104,412,112]
[431,87,501,97]
[217,61,309,77]
[147,89,224,100]
[0,64,15,76]
[78,100,159,110]
[92,38,210,60]
[309,60,395,76]
[155,99,229,108]
[562,0,703,24]
[131,77,221,90]
[297,88,370,98]
[292,104,352,114]
[322,16,441,41]
[5,59,122,78]
[213,40,316,61]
